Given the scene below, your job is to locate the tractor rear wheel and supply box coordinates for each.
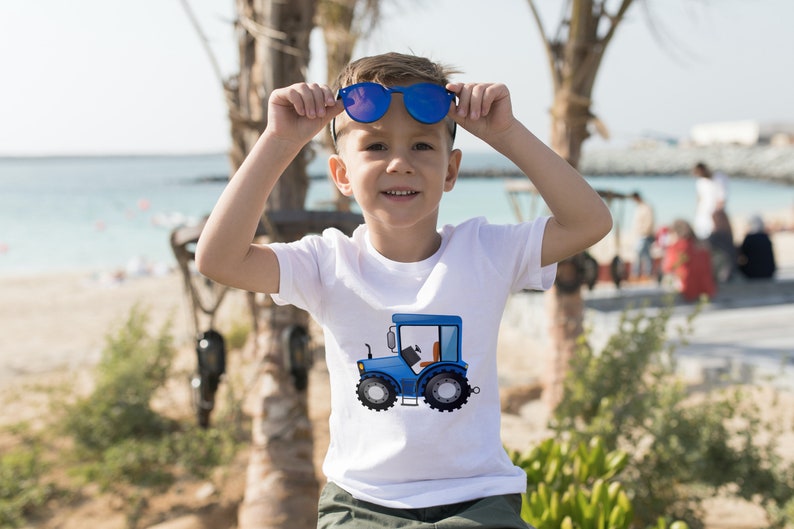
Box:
[422,370,471,412]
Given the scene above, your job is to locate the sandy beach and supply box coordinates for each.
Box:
[1,226,793,528]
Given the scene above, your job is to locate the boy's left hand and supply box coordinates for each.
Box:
[446,82,517,143]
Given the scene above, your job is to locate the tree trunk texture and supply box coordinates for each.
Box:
[316,0,379,212]
[238,304,318,529]
[231,1,320,528]
[542,263,584,410]
[527,0,634,410]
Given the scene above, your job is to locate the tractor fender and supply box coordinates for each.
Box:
[419,363,467,382]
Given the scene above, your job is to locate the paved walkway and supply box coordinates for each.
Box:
[583,267,794,391]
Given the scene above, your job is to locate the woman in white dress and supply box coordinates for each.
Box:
[693,161,728,240]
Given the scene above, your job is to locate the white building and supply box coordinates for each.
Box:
[690,120,794,146]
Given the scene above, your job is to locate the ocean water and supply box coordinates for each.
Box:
[1,153,792,276]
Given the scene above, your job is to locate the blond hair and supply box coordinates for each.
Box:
[333,52,460,90]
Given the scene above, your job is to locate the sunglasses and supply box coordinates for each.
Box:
[331,82,457,144]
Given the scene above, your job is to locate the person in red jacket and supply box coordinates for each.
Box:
[662,219,716,301]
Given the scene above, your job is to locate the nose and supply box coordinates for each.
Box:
[386,147,415,174]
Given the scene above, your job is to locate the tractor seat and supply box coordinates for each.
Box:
[419,342,440,367]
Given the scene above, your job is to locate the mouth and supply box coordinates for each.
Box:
[383,189,419,197]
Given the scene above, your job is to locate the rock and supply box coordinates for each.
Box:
[580,145,794,184]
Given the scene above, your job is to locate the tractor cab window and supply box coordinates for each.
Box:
[438,325,459,362]
[398,324,460,373]
[399,325,439,373]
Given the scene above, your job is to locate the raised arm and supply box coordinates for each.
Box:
[448,82,612,266]
[195,83,343,293]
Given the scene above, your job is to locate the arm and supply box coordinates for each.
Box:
[447,83,612,267]
[194,83,343,293]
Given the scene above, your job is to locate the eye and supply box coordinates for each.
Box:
[365,143,387,151]
[413,142,434,151]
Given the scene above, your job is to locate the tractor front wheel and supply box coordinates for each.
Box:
[357,375,397,411]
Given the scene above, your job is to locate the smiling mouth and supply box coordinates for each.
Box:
[384,190,418,197]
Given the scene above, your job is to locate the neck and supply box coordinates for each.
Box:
[367,224,442,263]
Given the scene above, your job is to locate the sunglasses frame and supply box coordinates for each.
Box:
[331,82,457,145]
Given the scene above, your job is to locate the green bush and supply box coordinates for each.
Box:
[509,437,641,529]
[552,303,794,529]
[0,444,57,528]
[510,436,690,529]
[62,305,175,455]
[60,305,245,491]
[3,305,247,527]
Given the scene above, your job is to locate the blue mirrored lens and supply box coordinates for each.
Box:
[339,83,391,123]
[402,83,454,124]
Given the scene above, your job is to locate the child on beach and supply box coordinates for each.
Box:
[662,219,717,301]
[196,52,612,528]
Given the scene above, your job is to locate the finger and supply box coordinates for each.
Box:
[480,83,509,117]
[295,84,322,118]
[281,83,335,119]
[306,83,336,118]
[467,83,487,120]
[447,82,472,118]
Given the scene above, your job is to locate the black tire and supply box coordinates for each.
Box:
[581,252,599,290]
[197,406,211,428]
[421,370,471,412]
[357,375,398,411]
[610,255,626,288]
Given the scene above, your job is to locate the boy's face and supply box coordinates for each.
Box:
[329,94,462,235]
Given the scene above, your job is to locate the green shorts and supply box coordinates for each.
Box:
[317,481,530,529]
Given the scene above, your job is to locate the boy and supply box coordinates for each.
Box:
[196,52,612,528]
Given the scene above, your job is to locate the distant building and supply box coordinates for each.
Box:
[690,120,794,146]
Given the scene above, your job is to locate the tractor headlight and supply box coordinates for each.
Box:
[357,362,365,374]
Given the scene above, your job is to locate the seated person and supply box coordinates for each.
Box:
[737,215,776,279]
[708,208,737,282]
[662,219,716,301]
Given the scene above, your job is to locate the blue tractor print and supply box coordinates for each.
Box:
[355,314,479,412]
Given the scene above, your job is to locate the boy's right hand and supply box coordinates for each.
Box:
[266,83,344,146]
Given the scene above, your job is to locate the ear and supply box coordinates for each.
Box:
[444,149,462,192]
[329,154,354,197]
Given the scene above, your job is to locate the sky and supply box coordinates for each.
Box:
[0,0,791,156]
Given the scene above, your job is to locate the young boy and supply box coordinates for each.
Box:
[196,52,612,528]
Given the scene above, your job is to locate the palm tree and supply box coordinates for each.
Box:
[230,4,323,528]
[316,0,383,211]
[178,1,342,527]
[525,0,636,409]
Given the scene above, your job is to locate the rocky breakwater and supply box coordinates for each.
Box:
[579,145,794,184]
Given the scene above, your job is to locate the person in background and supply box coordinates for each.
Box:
[630,191,655,280]
[692,161,729,240]
[708,207,738,282]
[662,218,716,301]
[737,214,777,279]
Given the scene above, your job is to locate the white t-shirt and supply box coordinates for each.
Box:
[694,172,729,239]
[270,216,556,509]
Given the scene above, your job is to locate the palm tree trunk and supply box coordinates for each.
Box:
[238,305,318,529]
[543,93,592,410]
[526,0,635,410]
[232,1,320,528]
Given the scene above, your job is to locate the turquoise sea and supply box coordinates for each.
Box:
[1,152,792,276]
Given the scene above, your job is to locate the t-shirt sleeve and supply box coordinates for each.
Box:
[268,235,324,314]
[478,216,557,292]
